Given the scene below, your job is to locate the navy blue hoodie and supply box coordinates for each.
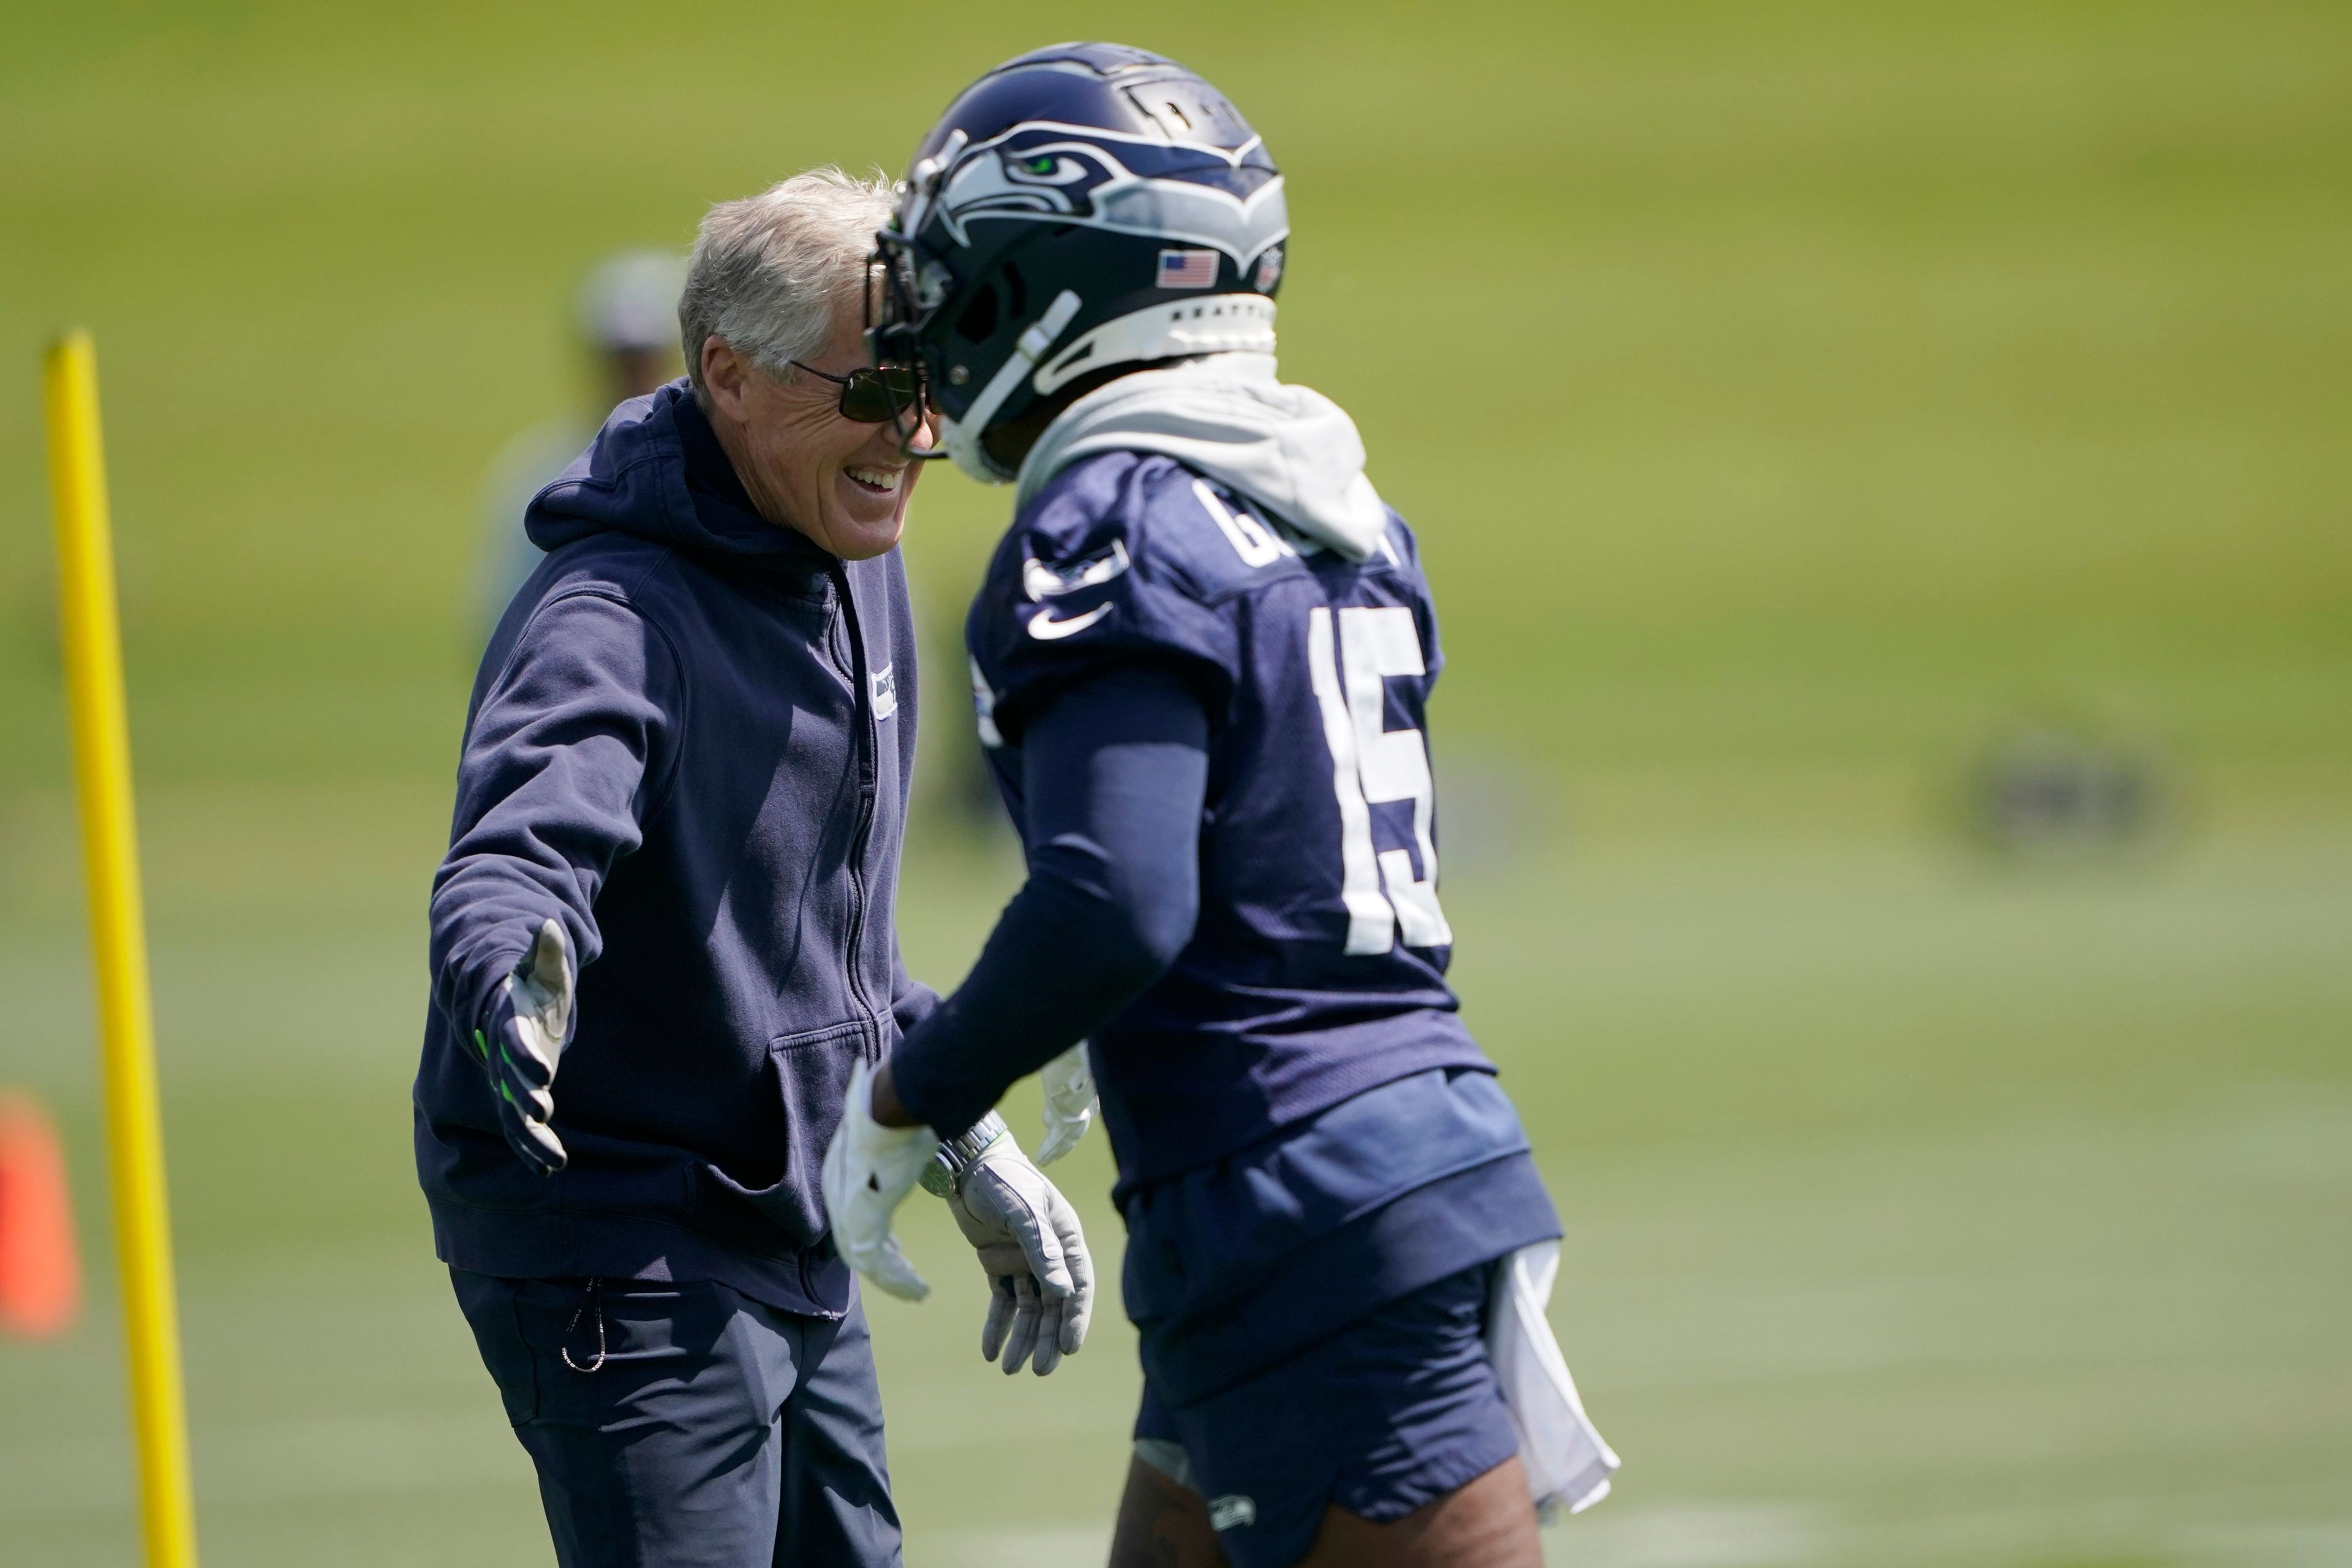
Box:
[415,382,934,1318]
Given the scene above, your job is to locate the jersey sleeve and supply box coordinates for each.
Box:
[968,453,1248,747]
[1387,508,1445,683]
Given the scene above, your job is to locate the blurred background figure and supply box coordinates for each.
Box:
[472,249,685,643]
[1967,714,2179,863]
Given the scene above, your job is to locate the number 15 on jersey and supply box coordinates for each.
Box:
[1307,605,1452,956]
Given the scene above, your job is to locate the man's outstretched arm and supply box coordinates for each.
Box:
[431,592,679,1170]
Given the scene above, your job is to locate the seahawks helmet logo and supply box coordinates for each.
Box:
[932,123,1288,270]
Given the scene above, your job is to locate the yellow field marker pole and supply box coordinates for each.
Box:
[43,331,200,1568]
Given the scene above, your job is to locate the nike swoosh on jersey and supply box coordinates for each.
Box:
[1027,602,1113,640]
[1024,539,1132,601]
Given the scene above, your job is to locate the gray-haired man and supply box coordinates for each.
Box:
[417,168,1093,1568]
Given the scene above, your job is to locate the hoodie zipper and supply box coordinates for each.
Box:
[828,562,883,1048]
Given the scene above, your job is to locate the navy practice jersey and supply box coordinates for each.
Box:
[967,450,1495,1189]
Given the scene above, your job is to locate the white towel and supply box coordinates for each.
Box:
[1486,1240,1621,1519]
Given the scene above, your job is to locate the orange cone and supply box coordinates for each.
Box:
[0,1091,81,1337]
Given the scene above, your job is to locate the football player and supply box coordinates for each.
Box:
[821,43,1618,1568]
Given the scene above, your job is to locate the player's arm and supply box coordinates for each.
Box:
[823,660,1208,1366]
[430,592,679,1173]
[878,660,1209,1131]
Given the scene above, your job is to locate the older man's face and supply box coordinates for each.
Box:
[702,305,929,560]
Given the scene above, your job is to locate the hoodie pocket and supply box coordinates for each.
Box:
[695,1019,876,1254]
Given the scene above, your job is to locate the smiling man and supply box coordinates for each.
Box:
[415,168,1091,1568]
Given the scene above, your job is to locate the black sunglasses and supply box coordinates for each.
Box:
[788,360,925,425]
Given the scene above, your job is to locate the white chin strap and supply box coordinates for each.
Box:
[940,292,1281,484]
[942,290,1084,483]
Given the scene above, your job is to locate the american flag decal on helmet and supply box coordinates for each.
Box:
[1157,249,1219,288]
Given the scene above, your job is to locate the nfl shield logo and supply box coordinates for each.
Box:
[1157,249,1219,289]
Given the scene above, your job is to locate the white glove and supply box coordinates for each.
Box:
[943,1132,1095,1375]
[820,1059,940,1301]
[1034,1042,1097,1166]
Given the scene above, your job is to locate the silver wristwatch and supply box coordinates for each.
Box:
[919,1109,1010,1197]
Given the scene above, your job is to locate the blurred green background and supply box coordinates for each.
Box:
[2,1,2347,1564]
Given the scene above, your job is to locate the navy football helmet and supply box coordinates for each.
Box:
[870,43,1288,481]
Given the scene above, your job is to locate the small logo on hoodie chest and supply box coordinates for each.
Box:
[870,663,898,721]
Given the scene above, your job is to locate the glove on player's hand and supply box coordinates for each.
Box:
[946,1136,1094,1376]
[820,1059,940,1302]
[468,918,574,1176]
[1033,1042,1096,1167]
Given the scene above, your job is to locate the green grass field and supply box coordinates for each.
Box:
[2,2,2347,1564]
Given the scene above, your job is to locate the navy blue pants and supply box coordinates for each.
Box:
[451,1270,901,1568]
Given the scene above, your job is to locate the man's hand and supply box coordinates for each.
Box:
[821,1058,941,1300]
[944,1133,1095,1375]
[1034,1042,1096,1166]
[468,918,575,1175]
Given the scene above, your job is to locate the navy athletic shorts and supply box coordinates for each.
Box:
[450,1269,900,1568]
[1132,1264,1520,1568]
